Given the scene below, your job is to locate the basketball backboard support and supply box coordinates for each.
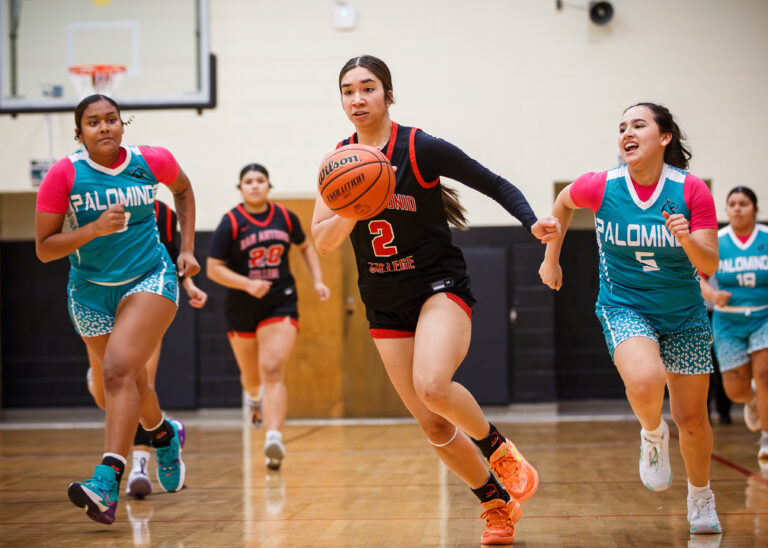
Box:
[0,0,215,114]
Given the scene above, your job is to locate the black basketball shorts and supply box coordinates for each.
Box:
[225,286,298,336]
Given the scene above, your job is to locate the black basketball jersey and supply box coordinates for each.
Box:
[209,202,306,295]
[339,123,467,311]
[154,200,180,264]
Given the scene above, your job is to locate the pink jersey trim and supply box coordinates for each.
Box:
[683,174,718,232]
[36,157,76,214]
[569,170,717,232]
[138,146,179,184]
[36,146,179,214]
[569,171,606,213]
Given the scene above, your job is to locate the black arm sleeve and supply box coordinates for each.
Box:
[413,130,538,230]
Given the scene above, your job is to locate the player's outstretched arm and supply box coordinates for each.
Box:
[539,184,578,291]
[168,167,200,278]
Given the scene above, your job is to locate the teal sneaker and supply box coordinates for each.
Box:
[67,464,119,524]
[155,419,186,492]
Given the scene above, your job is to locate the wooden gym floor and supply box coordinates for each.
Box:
[0,404,766,547]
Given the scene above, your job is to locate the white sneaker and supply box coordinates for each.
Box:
[126,456,153,499]
[744,395,761,432]
[639,421,672,491]
[264,431,285,470]
[758,431,768,459]
[687,490,723,534]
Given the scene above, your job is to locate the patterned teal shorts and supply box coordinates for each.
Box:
[713,313,768,372]
[67,264,178,337]
[596,304,713,375]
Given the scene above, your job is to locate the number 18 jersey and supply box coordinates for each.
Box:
[716,224,768,308]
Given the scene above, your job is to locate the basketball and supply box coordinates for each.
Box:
[318,144,396,220]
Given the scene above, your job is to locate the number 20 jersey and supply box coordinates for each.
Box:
[208,202,305,296]
[594,163,704,324]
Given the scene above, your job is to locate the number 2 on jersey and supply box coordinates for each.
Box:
[368,220,398,257]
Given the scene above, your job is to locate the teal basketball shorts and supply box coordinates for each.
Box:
[596,304,713,375]
[67,264,179,337]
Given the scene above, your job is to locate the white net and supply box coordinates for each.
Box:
[68,64,125,98]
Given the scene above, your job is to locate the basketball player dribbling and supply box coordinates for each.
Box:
[207,163,330,470]
[539,102,723,535]
[35,94,197,524]
[311,55,560,545]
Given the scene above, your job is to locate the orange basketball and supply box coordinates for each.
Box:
[318,144,396,220]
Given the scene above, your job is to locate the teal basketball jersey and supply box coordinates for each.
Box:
[65,146,170,283]
[595,163,704,324]
[715,224,768,308]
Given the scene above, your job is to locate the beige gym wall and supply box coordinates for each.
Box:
[1,0,767,239]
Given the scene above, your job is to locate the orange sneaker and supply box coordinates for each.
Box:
[480,498,521,545]
[489,439,539,502]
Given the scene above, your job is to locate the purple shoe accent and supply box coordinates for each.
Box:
[87,502,117,525]
[68,481,118,525]
[170,419,186,449]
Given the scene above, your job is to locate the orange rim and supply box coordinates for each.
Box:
[68,64,126,75]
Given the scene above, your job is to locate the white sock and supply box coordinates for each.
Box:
[132,450,151,469]
[266,430,282,442]
[249,386,263,402]
[688,480,710,498]
[643,419,665,439]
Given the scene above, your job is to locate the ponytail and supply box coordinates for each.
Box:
[441,185,468,230]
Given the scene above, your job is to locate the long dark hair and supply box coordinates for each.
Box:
[727,186,758,209]
[624,102,691,170]
[74,94,121,137]
[338,55,468,229]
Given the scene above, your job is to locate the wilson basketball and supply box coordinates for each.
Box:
[318,144,396,220]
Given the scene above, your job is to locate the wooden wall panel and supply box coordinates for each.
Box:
[279,200,344,418]
[279,200,407,418]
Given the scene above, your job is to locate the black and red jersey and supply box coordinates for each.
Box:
[339,122,537,312]
[209,202,305,295]
[340,123,467,311]
[154,200,180,263]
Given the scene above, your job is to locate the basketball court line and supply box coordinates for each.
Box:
[668,431,768,488]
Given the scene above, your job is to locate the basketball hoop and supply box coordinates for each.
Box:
[68,64,126,98]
